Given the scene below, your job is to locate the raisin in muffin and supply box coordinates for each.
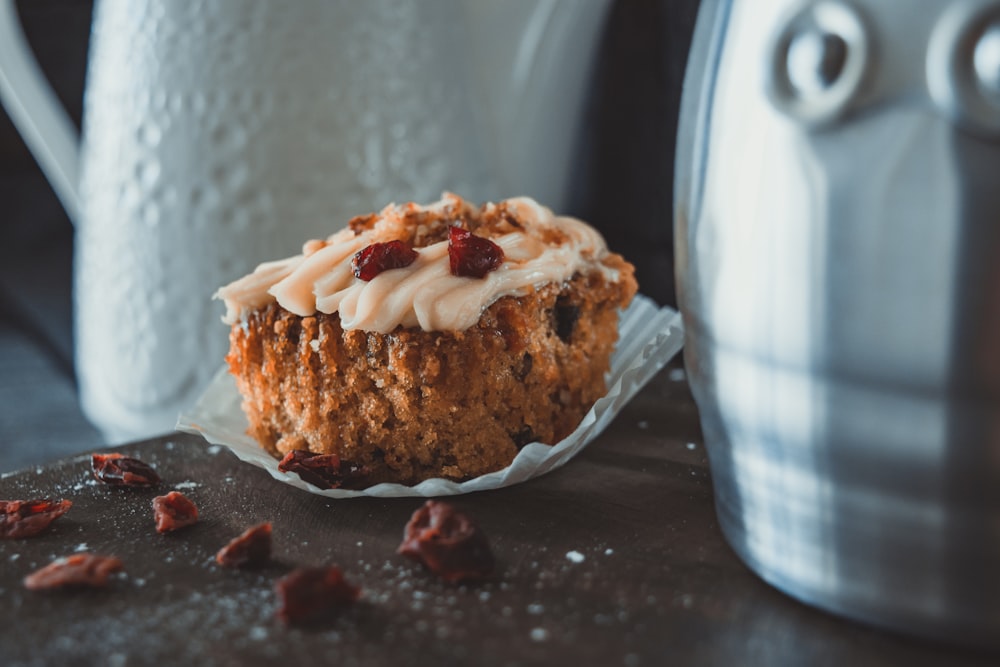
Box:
[216,194,637,486]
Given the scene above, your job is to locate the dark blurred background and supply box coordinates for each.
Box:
[0,0,99,470]
[0,0,699,471]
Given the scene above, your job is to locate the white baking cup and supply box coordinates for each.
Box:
[177,295,684,498]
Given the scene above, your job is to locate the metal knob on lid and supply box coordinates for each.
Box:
[765,1,870,125]
[973,21,1000,104]
[928,2,1000,136]
[787,29,848,95]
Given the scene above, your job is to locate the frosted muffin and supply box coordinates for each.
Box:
[215,194,637,487]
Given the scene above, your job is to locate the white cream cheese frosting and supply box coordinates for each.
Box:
[215,194,619,333]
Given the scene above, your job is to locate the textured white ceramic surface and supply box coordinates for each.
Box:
[55,0,610,442]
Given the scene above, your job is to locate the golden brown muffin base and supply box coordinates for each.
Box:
[226,259,637,486]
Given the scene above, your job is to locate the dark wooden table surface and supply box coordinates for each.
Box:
[2,362,997,667]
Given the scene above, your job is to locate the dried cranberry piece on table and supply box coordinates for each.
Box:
[397,500,495,583]
[23,553,124,590]
[277,450,368,490]
[0,499,72,539]
[91,453,161,487]
[352,240,418,281]
[216,522,272,568]
[448,226,504,279]
[152,491,199,534]
[275,565,361,625]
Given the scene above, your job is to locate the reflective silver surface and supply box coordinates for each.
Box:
[675,0,1000,647]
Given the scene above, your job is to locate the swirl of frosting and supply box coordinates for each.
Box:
[216,195,619,333]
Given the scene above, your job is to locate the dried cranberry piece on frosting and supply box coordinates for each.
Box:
[397,500,495,583]
[92,453,160,487]
[278,450,369,490]
[0,499,72,539]
[448,227,505,279]
[352,240,418,281]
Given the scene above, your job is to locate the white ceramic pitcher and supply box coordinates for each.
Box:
[0,0,610,443]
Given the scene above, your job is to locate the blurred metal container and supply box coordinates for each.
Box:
[675,0,1000,647]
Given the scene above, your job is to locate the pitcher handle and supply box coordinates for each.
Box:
[0,0,81,223]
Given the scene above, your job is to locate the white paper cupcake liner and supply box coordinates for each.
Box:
[176,294,684,498]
